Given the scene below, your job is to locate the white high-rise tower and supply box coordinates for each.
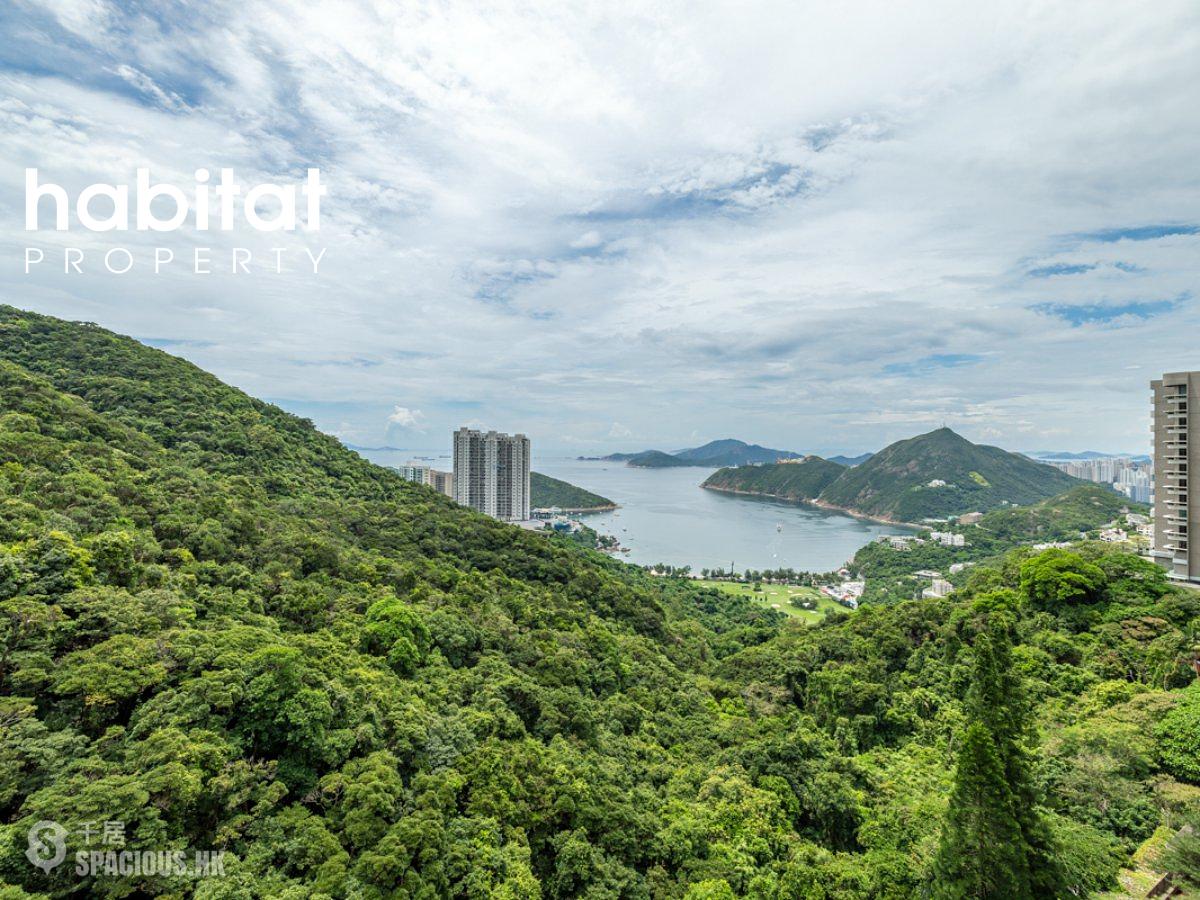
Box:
[452,428,531,521]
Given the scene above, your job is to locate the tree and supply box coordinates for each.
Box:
[1159,822,1200,893]
[1019,549,1106,608]
[931,612,1066,898]
[1156,686,1200,783]
[931,722,1032,898]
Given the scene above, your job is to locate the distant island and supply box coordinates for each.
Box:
[530,471,616,512]
[827,452,873,466]
[590,438,803,468]
[610,449,696,468]
[703,427,1077,523]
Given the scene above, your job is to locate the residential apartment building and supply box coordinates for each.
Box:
[1152,372,1199,583]
[452,428,531,521]
[428,469,454,497]
[398,463,431,485]
[397,463,455,498]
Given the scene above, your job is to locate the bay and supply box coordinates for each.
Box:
[359,447,912,574]
[535,458,912,573]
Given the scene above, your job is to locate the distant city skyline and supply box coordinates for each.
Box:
[2,2,1197,454]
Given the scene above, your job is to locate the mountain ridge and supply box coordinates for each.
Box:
[704,428,1078,523]
[601,438,800,468]
[828,452,873,467]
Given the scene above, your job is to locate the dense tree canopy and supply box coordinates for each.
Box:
[0,306,1198,898]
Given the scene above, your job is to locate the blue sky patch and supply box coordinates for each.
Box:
[1072,224,1199,243]
[883,353,983,377]
[1031,294,1187,326]
[1027,263,1096,278]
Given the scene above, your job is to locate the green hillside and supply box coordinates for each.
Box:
[702,456,846,501]
[530,471,615,510]
[977,483,1144,541]
[816,427,1077,522]
[625,449,693,468]
[0,306,1197,898]
[673,439,800,466]
[701,430,1077,523]
[0,306,779,896]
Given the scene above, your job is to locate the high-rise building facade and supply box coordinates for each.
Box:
[452,428,531,521]
[1152,372,1199,583]
[428,469,454,498]
[398,463,431,485]
[397,462,454,497]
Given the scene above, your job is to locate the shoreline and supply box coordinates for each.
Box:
[700,484,921,529]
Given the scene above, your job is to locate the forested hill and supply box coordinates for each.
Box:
[704,428,1077,523]
[975,483,1138,541]
[817,427,1076,521]
[0,307,404,504]
[672,439,801,466]
[530,471,616,510]
[702,455,845,501]
[2,306,1199,898]
[0,305,777,896]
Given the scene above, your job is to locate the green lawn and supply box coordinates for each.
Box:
[703,580,849,625]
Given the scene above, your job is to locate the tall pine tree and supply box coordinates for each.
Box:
[931,609,1066,899]
[931,721,1032,898]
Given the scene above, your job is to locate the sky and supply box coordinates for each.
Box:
[1,0,1198,457]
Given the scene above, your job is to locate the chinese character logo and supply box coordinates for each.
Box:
[26,820,68,873]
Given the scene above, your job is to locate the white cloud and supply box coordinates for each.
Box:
[387,406,425,429]
[607,421,632,439]
[108,64,189,112]
[1,0,1197,455]
[570,230,603,250]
